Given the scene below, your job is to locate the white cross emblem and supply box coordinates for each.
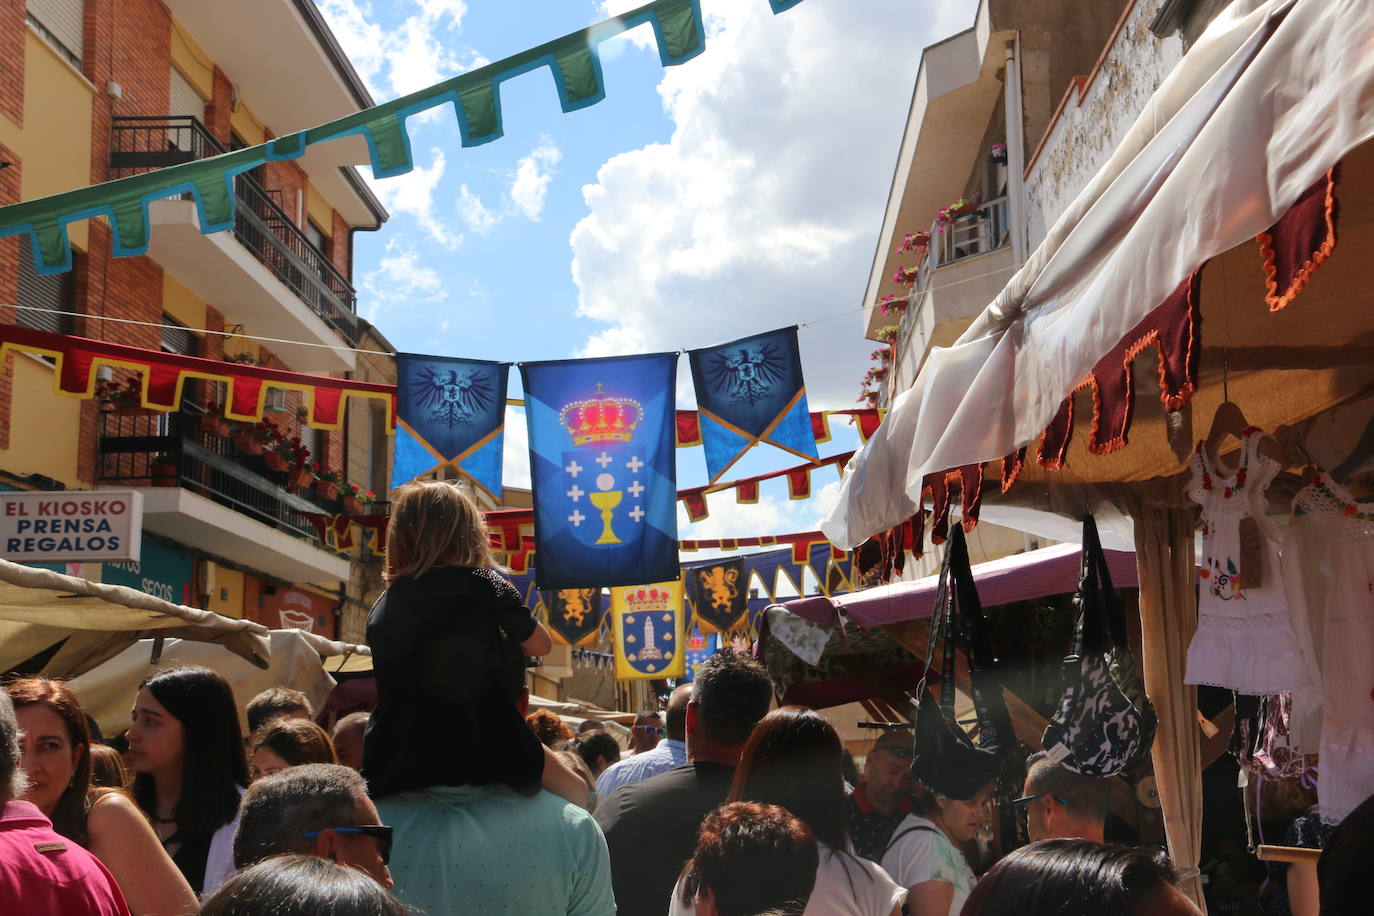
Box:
[626,456,644,473]
[628,481,645,498]
[567,485,584,502]
[568,510,586,527]
[595,451,613,469]
[565,460,583,477]
[629,506,645,523]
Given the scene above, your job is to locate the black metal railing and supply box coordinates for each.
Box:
[97,408,336,544]
[109,116,359,344]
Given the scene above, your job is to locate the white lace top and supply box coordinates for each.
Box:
[1184,429,1310,693]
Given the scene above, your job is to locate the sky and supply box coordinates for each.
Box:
[313,0,976,548]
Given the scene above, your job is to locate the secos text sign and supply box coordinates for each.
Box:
[0,490,143,563]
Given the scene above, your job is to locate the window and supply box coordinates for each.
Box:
[168,67,208,153]
[17,243,73,335]
[161,314,194,355]
[26,0,84,70]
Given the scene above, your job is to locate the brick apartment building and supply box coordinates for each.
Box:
[0,0,393,641]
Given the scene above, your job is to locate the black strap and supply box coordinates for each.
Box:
[1079,516,1127,653]
[883,823,938,858]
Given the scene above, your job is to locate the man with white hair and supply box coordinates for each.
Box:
[0,690,130,914]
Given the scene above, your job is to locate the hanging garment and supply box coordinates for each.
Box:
[1185,429,1311,693]
[1292,474,1374,824]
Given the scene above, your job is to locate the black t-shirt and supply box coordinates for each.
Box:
[363,565,543,799]
[593,761,736,916]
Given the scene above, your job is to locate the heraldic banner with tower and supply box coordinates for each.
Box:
[521,352,679,590]
[611,579,686,680]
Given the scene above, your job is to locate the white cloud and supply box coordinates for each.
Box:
[509,138,563,221]
[455,137,564,233]
[315,0,472,101]
[456,184,499,234]
[367,147,462,249]
[502,407,531,490]
[571,0,976,407]
[360,236,446,319]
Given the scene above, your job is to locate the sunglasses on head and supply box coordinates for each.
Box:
[636,725,662,736]
[875,745,913,760]
[302,825,393,865]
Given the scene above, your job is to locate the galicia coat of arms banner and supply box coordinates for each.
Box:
[688,326,818,482]
[541,587,606,646]
[391,354,509,497]
[521,352,679,590]
[681,625,719,683]
[685,556,749,634]
[611,580,686,680]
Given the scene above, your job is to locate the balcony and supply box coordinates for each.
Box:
[109,117,358,372]
[888,197,1014,395]
[96,408,351,583]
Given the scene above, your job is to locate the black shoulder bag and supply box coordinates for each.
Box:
[1040,515,1157,777]
[910,526,1015,799]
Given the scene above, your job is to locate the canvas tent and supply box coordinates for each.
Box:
[823,0,1374,906]
[0,556,268,677]
[69,628,371,737]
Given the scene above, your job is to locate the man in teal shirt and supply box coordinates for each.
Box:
[376,646,615,914]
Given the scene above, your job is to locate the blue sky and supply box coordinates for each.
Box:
[313,0,974,545]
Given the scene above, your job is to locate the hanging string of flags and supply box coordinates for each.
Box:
[0,0,808,273]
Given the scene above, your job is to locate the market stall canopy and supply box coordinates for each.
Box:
[824,0,1374,548]
[0,557,269,678]
[69,628,369,738]
[786,543,1138,629]
[527,693,637,726]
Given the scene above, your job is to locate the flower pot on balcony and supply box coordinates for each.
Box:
[342,495,363,514]
[199,415,230,437]
[951,203,980,218]
[234,432,264,455]
[150,462,177,486]
[288,467,313,489]
[263,451,289,472]
[315,480,339,501]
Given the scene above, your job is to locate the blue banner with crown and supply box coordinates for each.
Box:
[689,326,818,482]
[391,355,509,498]
[521,353,679,590]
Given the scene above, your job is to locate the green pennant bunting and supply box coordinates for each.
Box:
[0,0,806,274]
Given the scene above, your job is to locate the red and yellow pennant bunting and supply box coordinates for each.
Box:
[0,324,395,430]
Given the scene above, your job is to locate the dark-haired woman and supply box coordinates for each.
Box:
[672,706,905,916]
[127,666,249,897]
[200,853,410,916]
[881,779,990,915]
[248,717,336,780]
[8,677,198,916]
[960,839,1201,915]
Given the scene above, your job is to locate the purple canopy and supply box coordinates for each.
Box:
[784,543,1139,629]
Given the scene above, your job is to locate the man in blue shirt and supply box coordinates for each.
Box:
[596,684,690,799]
[378,643,615,915]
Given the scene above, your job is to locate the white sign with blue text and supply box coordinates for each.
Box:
[0,490,143,563]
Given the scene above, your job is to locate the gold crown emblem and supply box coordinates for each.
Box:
[560,384,642,446]
[626,587,667,606]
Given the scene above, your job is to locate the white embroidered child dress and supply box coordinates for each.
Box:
[1292,474,1374,824]
[1185,429,1311,694]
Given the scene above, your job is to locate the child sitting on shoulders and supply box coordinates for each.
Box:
[364,480,563,799]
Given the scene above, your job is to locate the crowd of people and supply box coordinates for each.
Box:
[1,479,1370,914]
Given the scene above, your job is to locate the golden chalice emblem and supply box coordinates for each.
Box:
[589,471,622,545]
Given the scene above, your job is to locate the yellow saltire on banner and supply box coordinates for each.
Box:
[611,579,686,680]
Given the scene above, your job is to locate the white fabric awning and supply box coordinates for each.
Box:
[68,629,370,738]
[824,0,1374,548]
[0,557,269,677]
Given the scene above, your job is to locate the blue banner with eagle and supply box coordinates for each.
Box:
[391,355,509,498]
[521,352,679,590]
[689,326,818,482]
